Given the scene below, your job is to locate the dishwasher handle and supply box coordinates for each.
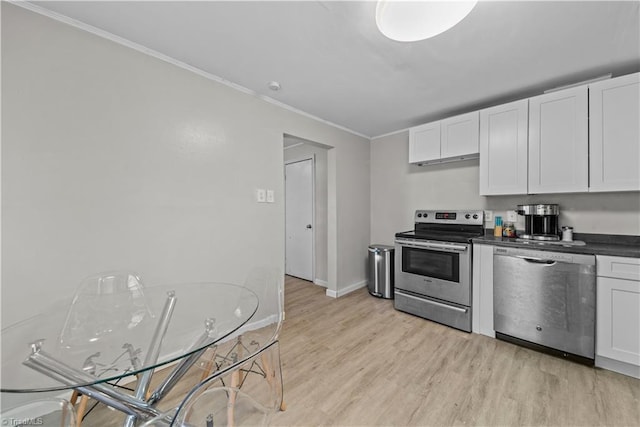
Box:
[493,247,595,266]
[516,255,556,265]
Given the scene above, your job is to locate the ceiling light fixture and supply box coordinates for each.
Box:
[376,0,478,42]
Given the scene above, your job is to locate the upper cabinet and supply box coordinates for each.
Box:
[528,86,589,194]
[409,121,440,164]
[479,99,529,196]
[441,112,480,159]
[589,72,640,192]
[417,73,638,195]
[479,73,639,196]
[409,111,479,165]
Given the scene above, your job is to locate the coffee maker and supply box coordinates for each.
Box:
[516,204,560,241]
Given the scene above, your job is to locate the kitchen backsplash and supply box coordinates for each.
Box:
[482,191,640,236]
[369,133,640,245]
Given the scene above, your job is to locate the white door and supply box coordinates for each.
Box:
[285,159,314,281]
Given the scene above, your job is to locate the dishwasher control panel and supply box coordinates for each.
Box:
[494,246,595,265]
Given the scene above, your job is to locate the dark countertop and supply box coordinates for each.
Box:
[472,232,640,258]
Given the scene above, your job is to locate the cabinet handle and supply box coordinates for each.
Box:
[395,291,467,313]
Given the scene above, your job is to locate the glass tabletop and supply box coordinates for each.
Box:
[1,282,258,393]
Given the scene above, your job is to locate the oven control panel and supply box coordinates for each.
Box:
[415,210,484,226]
[435,212,456,220]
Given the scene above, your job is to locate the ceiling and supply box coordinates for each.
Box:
[28,1,640,138]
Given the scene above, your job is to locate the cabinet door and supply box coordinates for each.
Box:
[471,244,495,337]
[589,73,640,192]
[409,121,440,164]
[479,100,529,195]
[529,86,588,193]
[441,111,479,159]
[597,276,640,366]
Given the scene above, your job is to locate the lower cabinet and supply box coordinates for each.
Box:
[596,256,640,379]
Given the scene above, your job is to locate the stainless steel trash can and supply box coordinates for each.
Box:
[367,244,394,299]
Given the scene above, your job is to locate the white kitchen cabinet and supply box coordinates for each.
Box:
[409,121,440,164]
[596,255,640,379]
[528,85,589,193]
[409,111,479,165]
[471,243,495,337]
[479,100,529,195]
[589,73,640,192]
[440,111,479,159]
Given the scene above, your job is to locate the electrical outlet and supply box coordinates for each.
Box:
[256,189,266,203]
[484,210,493,222]
[266,189,275,203]
[507,210,518,222]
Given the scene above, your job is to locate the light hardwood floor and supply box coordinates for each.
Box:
[83,276,639,426]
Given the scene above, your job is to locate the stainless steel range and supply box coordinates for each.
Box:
[394,210,484,332]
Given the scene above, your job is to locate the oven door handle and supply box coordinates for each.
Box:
[395,290,468,313]
[395,239,468,253]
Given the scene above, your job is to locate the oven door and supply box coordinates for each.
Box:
[394,239,471,306]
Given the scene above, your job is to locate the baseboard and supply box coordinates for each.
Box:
[314,279,328,287]
[236,314,279,335]
[325,280,367,298]
[595,355,640,379]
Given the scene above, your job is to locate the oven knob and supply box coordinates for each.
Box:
[465,214,470,219]
[473,214,478,219]
[417,213,422,218]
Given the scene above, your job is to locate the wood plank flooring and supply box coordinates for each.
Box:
[82,276,639,426]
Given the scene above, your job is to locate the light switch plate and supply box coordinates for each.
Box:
[266,190,275,203]
[256,189,266,203]
[485,210,493,222]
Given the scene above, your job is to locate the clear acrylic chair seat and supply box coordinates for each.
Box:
[178,386,271,426]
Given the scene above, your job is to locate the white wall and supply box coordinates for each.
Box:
[1,3,370,327]
[371,130,640,245]
[371,131,485,244]
[283,141,329,284]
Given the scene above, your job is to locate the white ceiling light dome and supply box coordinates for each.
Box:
[376,0,478,42]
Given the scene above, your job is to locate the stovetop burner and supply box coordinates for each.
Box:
[395,210,484,243]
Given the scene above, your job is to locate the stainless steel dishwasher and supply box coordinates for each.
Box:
[493,246,596,364]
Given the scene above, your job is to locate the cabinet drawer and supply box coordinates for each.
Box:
[597,256,640,281]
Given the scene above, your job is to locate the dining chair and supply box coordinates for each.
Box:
[196,267,285,406]
[141,267,286,426]
[59,271,152,426]
[141,340,283,427]
[2,398,77,427]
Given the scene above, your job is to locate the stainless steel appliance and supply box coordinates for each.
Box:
[493,246,596,364]
[394,210,484,332]
[517,204,560,240]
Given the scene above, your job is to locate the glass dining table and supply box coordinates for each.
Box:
[1,282,259,426]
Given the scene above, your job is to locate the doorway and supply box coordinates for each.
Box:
[283,135,330,287]
[285,158,314,280]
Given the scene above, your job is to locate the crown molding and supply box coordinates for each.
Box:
[11,1,371,140]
